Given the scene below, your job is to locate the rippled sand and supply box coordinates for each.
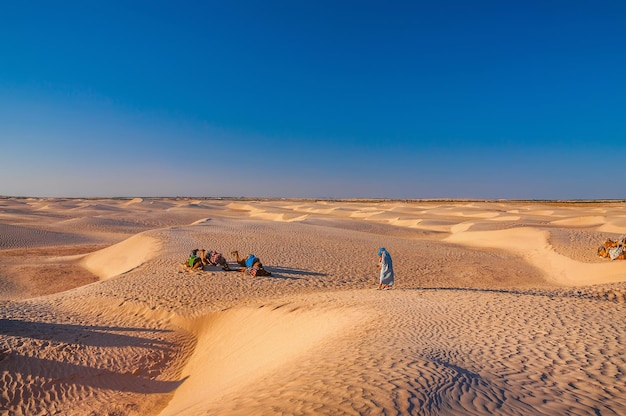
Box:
[1,197,625,415]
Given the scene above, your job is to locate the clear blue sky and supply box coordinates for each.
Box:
[1,1,625,199]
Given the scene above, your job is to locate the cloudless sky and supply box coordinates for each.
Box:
[1,1,625,199]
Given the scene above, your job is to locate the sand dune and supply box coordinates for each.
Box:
[124,197,144,206]
[80,233,161,280]
[489,214,521,221]
[598,216,626,234]
[161,304,364,416]
[446,227,626,285]
[551,215,606,227]
[1,198,625,415]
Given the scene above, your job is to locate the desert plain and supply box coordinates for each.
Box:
[1,197,625,415]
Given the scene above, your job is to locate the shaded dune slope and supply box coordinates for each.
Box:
[1,198,625,415]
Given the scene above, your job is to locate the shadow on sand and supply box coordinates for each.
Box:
[0,319,173,349]
[263,266,328,280]
[0,319,186,394]
[411,286,591,300]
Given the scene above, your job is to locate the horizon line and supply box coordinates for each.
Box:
[2,195,626,204]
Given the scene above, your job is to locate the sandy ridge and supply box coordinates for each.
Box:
[1,198,625,415]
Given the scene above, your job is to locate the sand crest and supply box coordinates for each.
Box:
[80,233,162,280]
[1,198,625,415]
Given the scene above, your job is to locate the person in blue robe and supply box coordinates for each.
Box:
[377,247,394,290]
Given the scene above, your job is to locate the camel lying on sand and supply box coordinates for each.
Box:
[597,236,626,261]
[231,250,272,276]
[198,248,231,270]
[185,249,204,269]
[231,250,248,267]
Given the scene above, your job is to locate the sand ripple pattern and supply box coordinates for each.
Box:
[2,198,626,415]
[0,300,195,416]
[0,223,93,249]
[192,290,625,415]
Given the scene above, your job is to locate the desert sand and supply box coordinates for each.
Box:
[1,197,625,415]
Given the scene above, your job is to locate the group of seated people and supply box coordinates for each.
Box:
[186,249,272,276]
